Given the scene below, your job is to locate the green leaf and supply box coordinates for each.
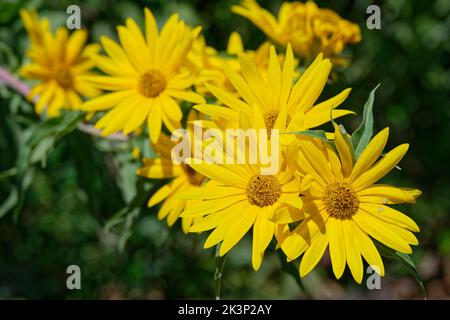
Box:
[0,187,18,218]
[104,178,153,251]
[276,249,311,298]
[376,242,426,297]
[351,84,380,159]
[29,136,56,167]
[0,167,18,181]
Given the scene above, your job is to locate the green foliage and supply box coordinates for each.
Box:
[351,84,380,159]
[376,242,426,297]
[0,0,448,299]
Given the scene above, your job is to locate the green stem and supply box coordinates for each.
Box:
[214,244,227,300]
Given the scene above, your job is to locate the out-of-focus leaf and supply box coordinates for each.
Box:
[105,178,153,251]
[0,167,17,181]
[0,187,18,218]
[376,242,426,297]
[29,136,56,167]
[351,84,380,159]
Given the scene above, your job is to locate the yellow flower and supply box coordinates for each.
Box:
[20,9,100,117]
[81,9,205,144]
[279,125,421,283]
[19,8,49,50]
[180,162,301,271]
[188,31,298,96]
[232,0,361,63]
[194,44,353,136]
[177,108,301,270]
[137,111,207,233]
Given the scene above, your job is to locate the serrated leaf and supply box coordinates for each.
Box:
[351,84,380,159]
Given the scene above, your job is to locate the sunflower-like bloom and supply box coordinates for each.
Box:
[178,107,302,270]
[232,0,361,63]
[137,111,207,233]
[279,125,421,283]
[81,9,205,144]
[20,9,100,117]
[195,44,353,135]
[180,160,301,271]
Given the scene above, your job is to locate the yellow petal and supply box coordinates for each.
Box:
[274,205,304,224]
[280,43,294,104]
[204,83,251,114]
[189,209,230,233]
[238,53,271,111]
[123,98,151,134]
[100,36,137,75]
[352,144,409,191]
[299,229,328,278]
[327,218,346,279]
[227,31,243,54]
[65,29,87,64]
[350,128,389,181]
[353,209,412,254]
[144,8,158,53]
[186,162,249,188]
[333,124,353,177]
[181,196,246,217]
[303,109,355,129]
[117,25,148,72]
[194,104,239,121]
[352,222,385,276]
[166,89,205,104]
[178,185,243,200]
[148,178,184,207]
[148,98,162,144]
[220,208,258,256]
[267,46,281,105]
[137,159,182,179]
[281,212,327,260]
[203,201,248,247]
[343,219,364,284]
[358,184,416,204]
[252,210,274,270]
[359,203,419,233]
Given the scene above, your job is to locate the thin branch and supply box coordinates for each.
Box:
[0,66,30,97]
[77,123,128,141]
[0,66,128,141]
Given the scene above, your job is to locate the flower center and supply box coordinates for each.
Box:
[181,164,205,186]
[138,69,166,98]
[55,67,74,88]
[263,111,290,138]
[322,182,359,218]
[247,174,281,207]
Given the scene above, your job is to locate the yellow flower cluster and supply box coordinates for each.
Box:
[19,4,420,284]
[232,0,361,64]
[20,9,100,117]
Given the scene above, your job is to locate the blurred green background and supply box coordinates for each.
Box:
[0,0,449,299]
